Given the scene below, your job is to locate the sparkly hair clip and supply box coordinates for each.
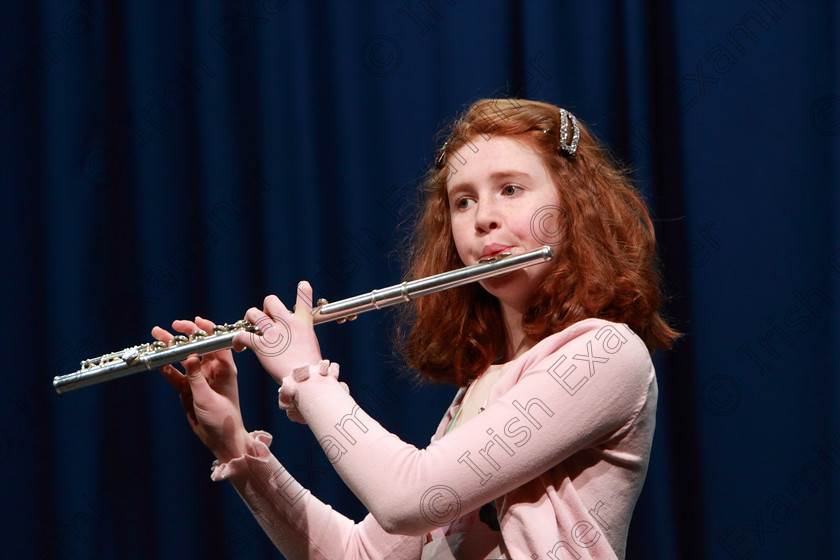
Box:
[435,108,579,168]
[558,108,580,156]
[434,141,448,169]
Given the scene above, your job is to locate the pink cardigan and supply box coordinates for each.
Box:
[212,318,657,559]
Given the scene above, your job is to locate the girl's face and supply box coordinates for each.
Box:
[446,135,561,308]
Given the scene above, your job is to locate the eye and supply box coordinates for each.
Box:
[502,184,522,196]
[453,197,475,211]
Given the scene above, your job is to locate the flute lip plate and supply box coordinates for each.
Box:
[478,252,513,264]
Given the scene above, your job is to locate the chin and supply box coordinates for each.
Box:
[483,262,553,303]
[478,272,533,304]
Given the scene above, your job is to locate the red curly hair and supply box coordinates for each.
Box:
[399,99,678,386]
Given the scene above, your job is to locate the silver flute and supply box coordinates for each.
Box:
[53,246,554,394]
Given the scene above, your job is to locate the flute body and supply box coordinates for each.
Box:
[53,246,553,393]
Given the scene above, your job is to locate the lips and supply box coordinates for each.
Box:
[478,244,514,263]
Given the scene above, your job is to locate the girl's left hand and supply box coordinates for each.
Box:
[233,281,323,385]
[153,317,252,463]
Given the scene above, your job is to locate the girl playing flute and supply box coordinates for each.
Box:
[154,98,678,559]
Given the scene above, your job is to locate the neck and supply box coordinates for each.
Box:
[499,300,535,362]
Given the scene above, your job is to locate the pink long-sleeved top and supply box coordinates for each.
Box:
[212,318,657,560]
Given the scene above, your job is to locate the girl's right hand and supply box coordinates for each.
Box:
[152,316,253,463]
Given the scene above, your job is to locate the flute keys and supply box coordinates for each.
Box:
[121,348,140,363]
[192,329,208,339]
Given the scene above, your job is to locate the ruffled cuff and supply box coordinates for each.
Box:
[278,360,349,423]
[210,430,273,482]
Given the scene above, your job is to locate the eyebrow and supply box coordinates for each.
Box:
[447,170,534,197]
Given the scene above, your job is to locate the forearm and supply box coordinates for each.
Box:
[215,431,422,560]
[293,373,507,535]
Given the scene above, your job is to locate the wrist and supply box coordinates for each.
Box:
[211,428,256,463]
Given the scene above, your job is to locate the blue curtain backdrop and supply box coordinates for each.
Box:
[1,1,838,559]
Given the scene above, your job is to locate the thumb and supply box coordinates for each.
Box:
[232,330,255,352]
[295,281,315,321]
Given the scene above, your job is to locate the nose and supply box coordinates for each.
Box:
[474,199,501,233]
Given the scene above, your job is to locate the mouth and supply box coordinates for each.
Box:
[478,244,514,264]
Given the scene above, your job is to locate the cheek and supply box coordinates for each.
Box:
[450,221,470,262]
[523,200,564,247]
[507,210,541,247]
[511,214,535,237]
